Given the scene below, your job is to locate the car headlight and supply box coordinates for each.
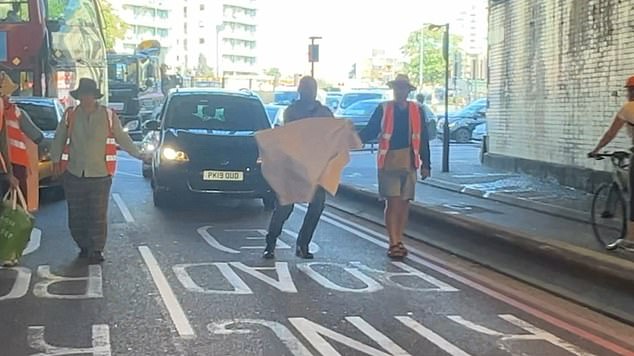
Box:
[124,120,140,132]
[143,143,157,152]
[162,147,189,162]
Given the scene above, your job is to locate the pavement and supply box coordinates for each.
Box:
[1,153,633,355]
[342,140,634,281]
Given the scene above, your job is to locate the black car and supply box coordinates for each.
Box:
[10,97,64,189]
[145,88,275,208]
[437,98,487,143]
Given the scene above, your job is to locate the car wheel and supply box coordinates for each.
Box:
[454,128,472,144]
[153,189,172,208]
[262,195,276,211]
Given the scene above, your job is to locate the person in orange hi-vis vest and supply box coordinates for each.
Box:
[0,71,44,212]
[359,74,431,259]
[50,78,150,264]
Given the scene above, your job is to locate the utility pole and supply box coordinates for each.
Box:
[308,36,322,77]
[429,23,451,172]
[215,24,224,80]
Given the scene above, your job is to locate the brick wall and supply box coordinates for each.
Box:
[487,0,634,173]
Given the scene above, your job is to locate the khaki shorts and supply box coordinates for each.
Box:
[378,169,416,200]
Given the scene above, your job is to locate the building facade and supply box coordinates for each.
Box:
[109,0,176,64]
[486,0,632,190]
[171,0,258,78]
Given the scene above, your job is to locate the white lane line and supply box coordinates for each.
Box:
[246,236,265,240]
[112,193,135,223]
[138,246,195,339]
[23,228,41,256]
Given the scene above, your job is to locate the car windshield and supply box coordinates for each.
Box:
[343,101,380,116]
[165,95,270,131]
[15,102,60,131]
[108,57,138,85]
[0,1,29,23]
[273,91,298,105]
[340,93,383,109]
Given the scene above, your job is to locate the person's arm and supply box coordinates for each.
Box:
[110,111,142,159]
[50,112,68,163]
[18,109,44,144]
[358,105,383,143]
[591,116,626,154]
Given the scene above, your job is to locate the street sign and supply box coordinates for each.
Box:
[308,44,319,62]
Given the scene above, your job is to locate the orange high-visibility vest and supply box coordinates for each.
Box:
[60,107,118,176]
[377,101,422,169]
[1,98,30,168]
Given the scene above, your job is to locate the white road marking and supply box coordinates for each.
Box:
[138,246,195,338]
[246,236,265,240]
[113,193,135,223]
[28,324,111,356]
[23,228,41,255]
[297,262,383,293]
[396,316,471,356]
[0,267,31,301]
[174,262,253,294]
[33,265,102,299]
[197,226,240,253]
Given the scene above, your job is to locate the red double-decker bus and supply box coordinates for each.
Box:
[0,0,107,106]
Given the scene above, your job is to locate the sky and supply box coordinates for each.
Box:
[256,0,468,81]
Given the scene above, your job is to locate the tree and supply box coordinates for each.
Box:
[401,27,462,86]
[265,67,281,89]
[99,0,129,50]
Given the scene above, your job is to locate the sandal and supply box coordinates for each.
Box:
[387,244,406,259]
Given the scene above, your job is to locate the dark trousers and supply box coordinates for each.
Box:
[63,173,113,252]
[266,187,326,248]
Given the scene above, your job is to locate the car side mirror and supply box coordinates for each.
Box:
[144,120,160,131]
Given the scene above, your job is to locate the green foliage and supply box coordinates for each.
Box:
[402,27,462,86]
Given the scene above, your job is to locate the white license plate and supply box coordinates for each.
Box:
[203,170,244,181]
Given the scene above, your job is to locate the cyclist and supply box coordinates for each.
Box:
[589,76,634,249]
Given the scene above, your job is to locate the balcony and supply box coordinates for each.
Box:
[222,29,256,42]
[222,45,256,58]
[222,0,257,11]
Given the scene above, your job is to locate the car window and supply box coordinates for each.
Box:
[340,93,383,109]
[344,101,379,116]
[165,95,270,131]
[16,102,59,131]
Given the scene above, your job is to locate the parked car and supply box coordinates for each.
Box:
[334,90,390,117]
[264,104,286,127]
[436,98,487,143]
[335,99,382,132]
[145,88,274,208]
[325,93,342,111]
[336,99,437,141]
[472,122,487,141]
[10,97,64,189]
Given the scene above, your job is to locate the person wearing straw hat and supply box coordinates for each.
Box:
[589,75,634,251]
[50,78,148,263]
[0,71,44,208]
[359,74,431,259]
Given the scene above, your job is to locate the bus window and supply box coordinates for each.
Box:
[0,1,30,23]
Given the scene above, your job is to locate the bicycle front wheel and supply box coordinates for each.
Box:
[591,183,627,249]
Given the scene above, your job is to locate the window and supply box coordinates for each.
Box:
[200,4,204,11]
[1,0,30,22]
[166,95,269,131]
[183,39,188,51]
[184,23,188,34]
[199,38,205,44]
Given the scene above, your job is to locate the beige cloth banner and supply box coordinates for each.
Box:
[255,117,362,205]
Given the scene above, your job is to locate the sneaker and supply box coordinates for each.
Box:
[606,239,624,250]
[606,239,634,251]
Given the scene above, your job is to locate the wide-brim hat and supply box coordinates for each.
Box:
[70,78,104,99]
[387,74,416,91]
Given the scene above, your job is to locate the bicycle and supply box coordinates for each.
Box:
[589,151,631,249]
